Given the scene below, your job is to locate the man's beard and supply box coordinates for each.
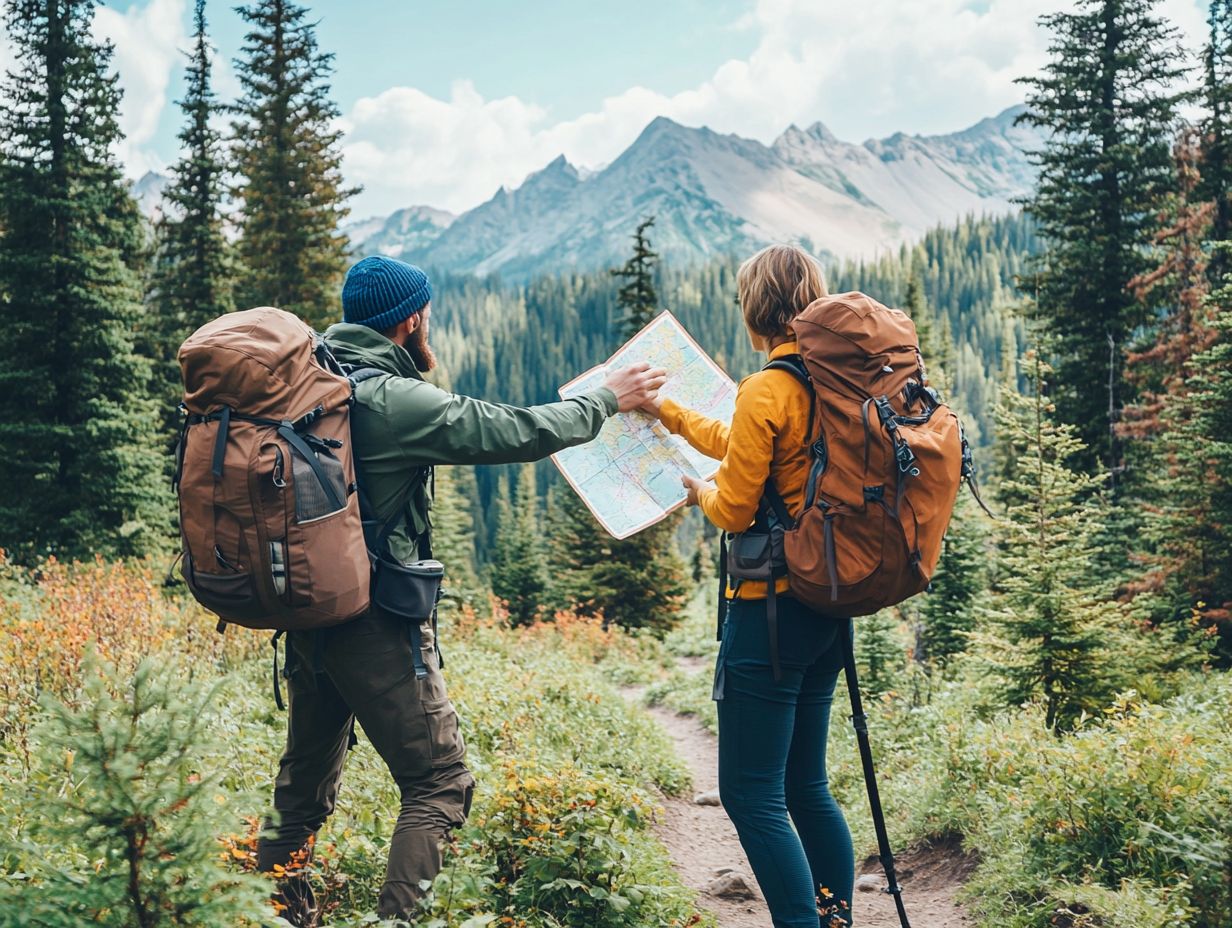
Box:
[405,322,437,372]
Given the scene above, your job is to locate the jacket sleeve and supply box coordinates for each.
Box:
[375,377,619,466]
[659,398,731,460]
[692,377,778,533]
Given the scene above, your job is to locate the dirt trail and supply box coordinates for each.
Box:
[631,664,974,928]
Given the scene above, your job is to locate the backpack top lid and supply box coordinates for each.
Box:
[790,291,920,384]
[178,307,352,419]
[791,291,917,354]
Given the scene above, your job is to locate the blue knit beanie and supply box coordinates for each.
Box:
[342,256,432,331]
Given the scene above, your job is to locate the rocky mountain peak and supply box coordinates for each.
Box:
[775,121,839,151]
[353,107,1042,281]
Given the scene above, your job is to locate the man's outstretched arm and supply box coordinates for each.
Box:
[378,363,666,466]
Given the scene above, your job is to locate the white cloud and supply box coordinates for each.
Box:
[93,0,188,177]
[343,0,1210,218]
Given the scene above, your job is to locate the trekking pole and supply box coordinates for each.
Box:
[842,621,912,928]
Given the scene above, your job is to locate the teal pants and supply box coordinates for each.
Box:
[716,596,855,927]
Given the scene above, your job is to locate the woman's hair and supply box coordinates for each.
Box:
[737,244,828,340]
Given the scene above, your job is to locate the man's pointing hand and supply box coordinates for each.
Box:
[604,362,669,413]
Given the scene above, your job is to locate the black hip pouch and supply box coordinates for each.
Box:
[726,525,785,582]
[371,557,445,620]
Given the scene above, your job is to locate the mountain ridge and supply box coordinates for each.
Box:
[354,105,1039,280]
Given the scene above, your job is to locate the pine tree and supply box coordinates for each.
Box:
[149,0,233,431]
[1113,130,1224,612]
[0,658,268,926]
[432,464,486,612]
[547,487,689,636]
[610,216,659,338]
[905,274,951,394]
[0,0,170,559]
[1202,0,1232,269]
[591,514,690,634]
[544,216,692,633]
[491,464,548,627]
[981,351,1130,732]
[919,494,987,669]
[231,0,355,328]
[545,484,612,616]
[1132,252,1232,661]
[1121,128,1213,445]
[1017,0,1189,479]
[1190,291,1232,659]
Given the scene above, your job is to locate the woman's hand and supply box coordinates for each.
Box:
[638,392,665,418]
[681,474,713,507]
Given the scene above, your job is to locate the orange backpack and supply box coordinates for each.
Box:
[766,292,982,618]
[175,308,371,631]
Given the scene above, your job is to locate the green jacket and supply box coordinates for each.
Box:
[324,323,616,563]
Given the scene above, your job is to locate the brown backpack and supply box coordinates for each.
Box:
[778,291,977,617]
[174,307,371,631]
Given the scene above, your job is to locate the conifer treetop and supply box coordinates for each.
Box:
[611,215,659,340]
[230,0,357,327]
[1016,0,1190,480]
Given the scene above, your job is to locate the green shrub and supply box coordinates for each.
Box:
[0,656,268,927]
[960,682,1232,927]
[422,758,699,928]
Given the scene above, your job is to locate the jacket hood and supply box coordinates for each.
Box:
[323,323,424,382]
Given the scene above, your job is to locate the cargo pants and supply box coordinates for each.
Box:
[256,608,474,920]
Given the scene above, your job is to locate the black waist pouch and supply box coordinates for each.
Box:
[371,557,445,620]
[727,524,786,582]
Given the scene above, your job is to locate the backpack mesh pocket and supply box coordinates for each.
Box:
[293,448,348,522]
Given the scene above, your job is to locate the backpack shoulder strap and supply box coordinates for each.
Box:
[345,366,389,398]
[764,354,815,443]
[343,366,396,552]
[763,354,809,385]
[758,354,814,529]
[342,365,434,561]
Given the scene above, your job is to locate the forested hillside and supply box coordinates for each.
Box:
[432,212,1035,554]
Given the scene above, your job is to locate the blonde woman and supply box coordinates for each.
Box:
[641,245,854,927]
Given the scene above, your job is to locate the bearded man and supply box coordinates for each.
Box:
[256,255,665,924]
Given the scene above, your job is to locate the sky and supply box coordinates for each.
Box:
[4,0,1214,219]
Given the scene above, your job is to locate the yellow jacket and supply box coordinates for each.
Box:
[660,340,813,600]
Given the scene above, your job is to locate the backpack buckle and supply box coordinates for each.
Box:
[895,440,919,476]
[874,396,898,429]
